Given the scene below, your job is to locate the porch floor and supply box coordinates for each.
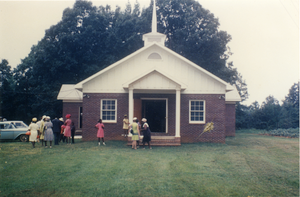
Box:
[127,136,181,146]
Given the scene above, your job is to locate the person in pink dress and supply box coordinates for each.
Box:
[95,119,105,146]
[64,114,72,145]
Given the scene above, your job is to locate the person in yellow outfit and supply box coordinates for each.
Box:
[123,114,129,138]
[129,118,140,150]
[39,115,46,146]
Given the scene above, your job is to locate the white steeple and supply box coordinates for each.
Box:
[143,0,166,47]
[152,0,157,33]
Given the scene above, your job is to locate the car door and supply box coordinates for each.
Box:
[0,123,15,139]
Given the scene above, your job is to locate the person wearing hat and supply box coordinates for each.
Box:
[59,118,65,143]
[39,115,47,146]
[64,114,72,145]
[44,116,54,148]
[123,114,129,138]
[129,117,140,150]
[141,118,152,149]
[28,117,39,148]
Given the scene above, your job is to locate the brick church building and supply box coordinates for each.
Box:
[57,0,241,145]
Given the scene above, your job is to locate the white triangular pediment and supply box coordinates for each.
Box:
[123,68,186,90]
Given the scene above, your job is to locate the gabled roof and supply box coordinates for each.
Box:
[75,43,231,91]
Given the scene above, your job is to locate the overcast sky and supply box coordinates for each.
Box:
[0,0,299,106]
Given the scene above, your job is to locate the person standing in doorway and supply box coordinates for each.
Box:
[123,114,129,138]
[95,119,105,146]
[141,118,151,149]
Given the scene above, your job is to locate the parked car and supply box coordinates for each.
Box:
[0,121,29,142]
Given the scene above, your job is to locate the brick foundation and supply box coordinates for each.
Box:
[81,93,128,141]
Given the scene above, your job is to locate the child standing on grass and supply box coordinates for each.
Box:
[95,119,105,146]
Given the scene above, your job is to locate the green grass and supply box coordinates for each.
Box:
[0,131,299,197]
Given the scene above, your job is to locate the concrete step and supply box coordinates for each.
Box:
[127,136,181,146]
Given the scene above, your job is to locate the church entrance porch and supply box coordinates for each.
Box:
[127,93,181,146]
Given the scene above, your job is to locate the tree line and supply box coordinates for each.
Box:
[236,82,299,130]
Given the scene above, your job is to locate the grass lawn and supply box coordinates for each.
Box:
[0,130,299,197]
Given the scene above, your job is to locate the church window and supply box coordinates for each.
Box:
[189,100,205,124]
[148,53,162,59]
[101,99,117,123]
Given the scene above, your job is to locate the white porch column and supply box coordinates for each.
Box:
[175,88,181,137]
[128,87,134,124]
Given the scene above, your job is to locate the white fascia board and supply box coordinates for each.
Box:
[74,44,156,90]
[122,67,187,90]
[226,84,235,92]
[62,100,83,103]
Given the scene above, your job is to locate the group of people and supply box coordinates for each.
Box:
[27,113,151,149]
[123,115,152,149]
[27,114,75,148]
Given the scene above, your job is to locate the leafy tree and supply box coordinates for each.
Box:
[280,82,299,128]
[235,103,251,129]
[256,96,281,130]
[0,59,15,119]
[284,82,299,109]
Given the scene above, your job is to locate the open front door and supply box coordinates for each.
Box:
[134,99,142,122]
[142,99,167,133]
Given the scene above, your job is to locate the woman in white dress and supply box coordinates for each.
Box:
[28,117,39,148]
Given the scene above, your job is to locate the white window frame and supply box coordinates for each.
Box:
[189,100,205,124]
[100,99,117,123]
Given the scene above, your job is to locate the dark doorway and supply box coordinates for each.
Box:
[142,100,166,133]
[79,107,83,128]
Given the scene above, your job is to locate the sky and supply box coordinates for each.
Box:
[0,0,299,106]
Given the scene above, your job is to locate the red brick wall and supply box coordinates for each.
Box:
[225,104,236,137]
[62,102,82,130]
[78,93,228,143]
[82,93,128,141]
[180,94,226,143]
